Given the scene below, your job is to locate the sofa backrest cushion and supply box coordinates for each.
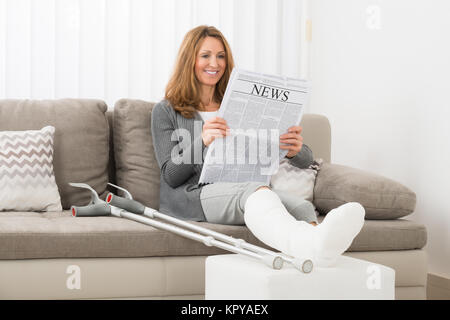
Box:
[0,99,109,209]
[300,114,331,163]
[113,99,160,209]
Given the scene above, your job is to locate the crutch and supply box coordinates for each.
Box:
[104,183,313,273]
[69,182,312,273]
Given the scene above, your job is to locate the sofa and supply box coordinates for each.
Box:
[0,98,427,300]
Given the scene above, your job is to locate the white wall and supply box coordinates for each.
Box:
[0,0,308,109]
[309,0,450,278]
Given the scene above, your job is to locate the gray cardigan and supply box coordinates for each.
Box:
[151,100,314,221]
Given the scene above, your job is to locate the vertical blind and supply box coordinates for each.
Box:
[0,0,309,109]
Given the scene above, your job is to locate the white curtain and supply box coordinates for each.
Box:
[0,0,309,108]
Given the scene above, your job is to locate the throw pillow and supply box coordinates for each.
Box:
[270,158,323,202]
[313,163,417,219]
[0,126,62,211]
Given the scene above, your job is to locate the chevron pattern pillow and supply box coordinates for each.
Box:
[0,126,62,211]
[270,158,323,202]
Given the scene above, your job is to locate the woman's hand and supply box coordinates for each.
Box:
[202,117,230,147]
[280,125,303,158]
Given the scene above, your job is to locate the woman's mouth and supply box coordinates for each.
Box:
[205,70,219,75]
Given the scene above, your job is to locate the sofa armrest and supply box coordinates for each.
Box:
[313,163,416,219]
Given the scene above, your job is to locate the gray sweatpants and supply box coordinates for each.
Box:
[199,182,318,225]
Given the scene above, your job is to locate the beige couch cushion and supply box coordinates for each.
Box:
[314,163,417,219]
[299,114,331,163]
[113,99,160,209]
[0,99,109,209]
[0,211,427,260]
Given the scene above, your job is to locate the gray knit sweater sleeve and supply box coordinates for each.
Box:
[151,102,204,188]
[286,144,314,169]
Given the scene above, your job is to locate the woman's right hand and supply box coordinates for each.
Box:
[202,117,230,147]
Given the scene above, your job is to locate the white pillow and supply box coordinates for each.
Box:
[0,126,62,211]
[270,158,323,202]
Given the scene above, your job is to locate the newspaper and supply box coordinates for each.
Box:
[198,68,310,184]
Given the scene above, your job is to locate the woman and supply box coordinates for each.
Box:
[151,25,365,267]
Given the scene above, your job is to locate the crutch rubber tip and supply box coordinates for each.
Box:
[293,257,314,273]
[261,255,284,270]
[273,256,284,270]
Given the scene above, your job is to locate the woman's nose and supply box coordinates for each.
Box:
[209,57,218,67]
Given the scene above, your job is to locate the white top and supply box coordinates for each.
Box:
[198,110,219,122]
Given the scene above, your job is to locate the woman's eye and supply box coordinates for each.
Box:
[218,55,225,59]
[201,55,209,58]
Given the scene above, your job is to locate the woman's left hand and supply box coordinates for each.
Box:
[280,126,303,158]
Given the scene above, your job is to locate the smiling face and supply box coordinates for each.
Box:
[194,36,227,88]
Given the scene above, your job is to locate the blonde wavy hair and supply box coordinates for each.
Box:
[165,25,235,118]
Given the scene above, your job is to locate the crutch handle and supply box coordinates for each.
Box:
[71,202,111,217]
[106,193,145,214]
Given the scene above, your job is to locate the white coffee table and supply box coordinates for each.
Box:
[205,253,395,300]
